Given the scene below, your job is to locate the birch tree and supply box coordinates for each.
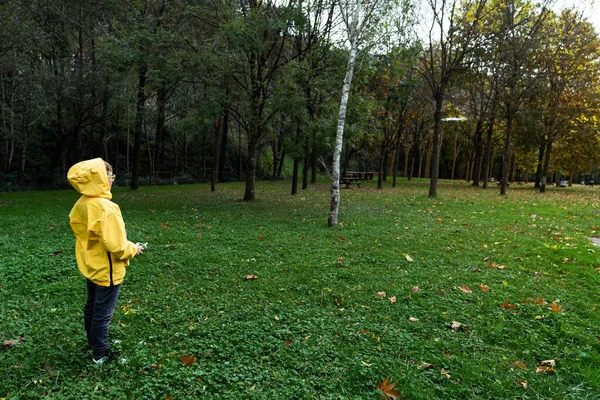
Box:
[328,0,393,226]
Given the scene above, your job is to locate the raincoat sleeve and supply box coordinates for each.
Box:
[99,207,138,261]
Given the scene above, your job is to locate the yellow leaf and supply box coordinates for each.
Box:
[405,254,414,262]
[502,281,508,286]
[483,244,488,248]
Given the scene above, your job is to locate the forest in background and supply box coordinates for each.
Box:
[1,0,599,197]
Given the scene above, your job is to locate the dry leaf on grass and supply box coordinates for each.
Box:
[180,355,197,366]
[478,284,490,292]
[376,291,387,298]
[548,302,564,313]
[408,317,419,322]
[242,275,258,280]
[458,285,472,293]
[417,361,433,370]
[405,255,413,262]
[376,378,402,399]
[515,379,528,388]
[411,286,421,293]
[2,336,24,347]
[449,321,464,330]
[511,361,527,370]
[389,296,397,304]
[500,301,517,310]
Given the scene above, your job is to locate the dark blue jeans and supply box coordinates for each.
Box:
[84,280,121,359]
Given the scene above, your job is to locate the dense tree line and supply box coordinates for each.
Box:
[1,0,599,197]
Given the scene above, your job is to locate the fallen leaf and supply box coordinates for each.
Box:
[511,361,527,369]
[361,361,372,367]
[151,364,161,369]
[450,321,463,330]
[524,297,547,305]
[417,361,433,369]
[444,247,451,251]
[405,255,413,262]
[242,275,258,280]
[2,336,24,347]
[408,317,419,322]
[500,302,517,310]
[548,302,564,313]
[536,365,554,374]
[338,237,345,242]
[478,284,490,292]
[161,223,167,229]
[338,257,344,263]
[376,291,387,298]
[540,359,556,367]
[458,285,472,293]
[515,379,528,388]
[440,368,451,379]
[472,268,481,272]
[376,378,402,399]
[285,339,293,346]
[48,225,55,230]
[483,243,488,248]
[53,250,63,256]
[258,236,265,241]
[180,355,196,366]
[411,286,421,293]
[389,296,397,304]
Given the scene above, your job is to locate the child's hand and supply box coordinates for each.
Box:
[135,242,146,255]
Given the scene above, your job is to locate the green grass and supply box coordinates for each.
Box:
[2,179,600,399]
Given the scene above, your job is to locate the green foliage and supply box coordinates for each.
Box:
[2,180,600,398]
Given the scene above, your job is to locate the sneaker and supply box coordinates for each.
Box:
[93,350,126,366]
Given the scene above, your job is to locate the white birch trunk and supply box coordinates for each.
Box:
[328,39,357,227]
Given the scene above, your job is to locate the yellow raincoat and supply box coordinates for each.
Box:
[67,158,138,287]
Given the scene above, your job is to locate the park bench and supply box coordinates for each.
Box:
[339,176,361,189]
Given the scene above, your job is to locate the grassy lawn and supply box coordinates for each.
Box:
[2,179,600,399]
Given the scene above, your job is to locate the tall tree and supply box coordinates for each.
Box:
[420,0,488,197]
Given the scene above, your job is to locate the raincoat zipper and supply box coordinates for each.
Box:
[107,251,114,287]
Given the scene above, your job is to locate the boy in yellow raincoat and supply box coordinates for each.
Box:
[67,158,144,365]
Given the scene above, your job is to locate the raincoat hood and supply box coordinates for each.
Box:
[67,158,112,200]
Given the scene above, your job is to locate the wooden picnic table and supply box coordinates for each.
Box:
[345,171,378,180]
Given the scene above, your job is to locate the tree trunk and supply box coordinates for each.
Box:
[291,158,299,195]
[534,140,544,188]
[428,96,443,197]
[500,105,514,195]
[471,119,484,186]
[211,116,221,192]
[243,137,259,201]
[540,140,552,193]
[329,39,357,227]
[131,63,147,190]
